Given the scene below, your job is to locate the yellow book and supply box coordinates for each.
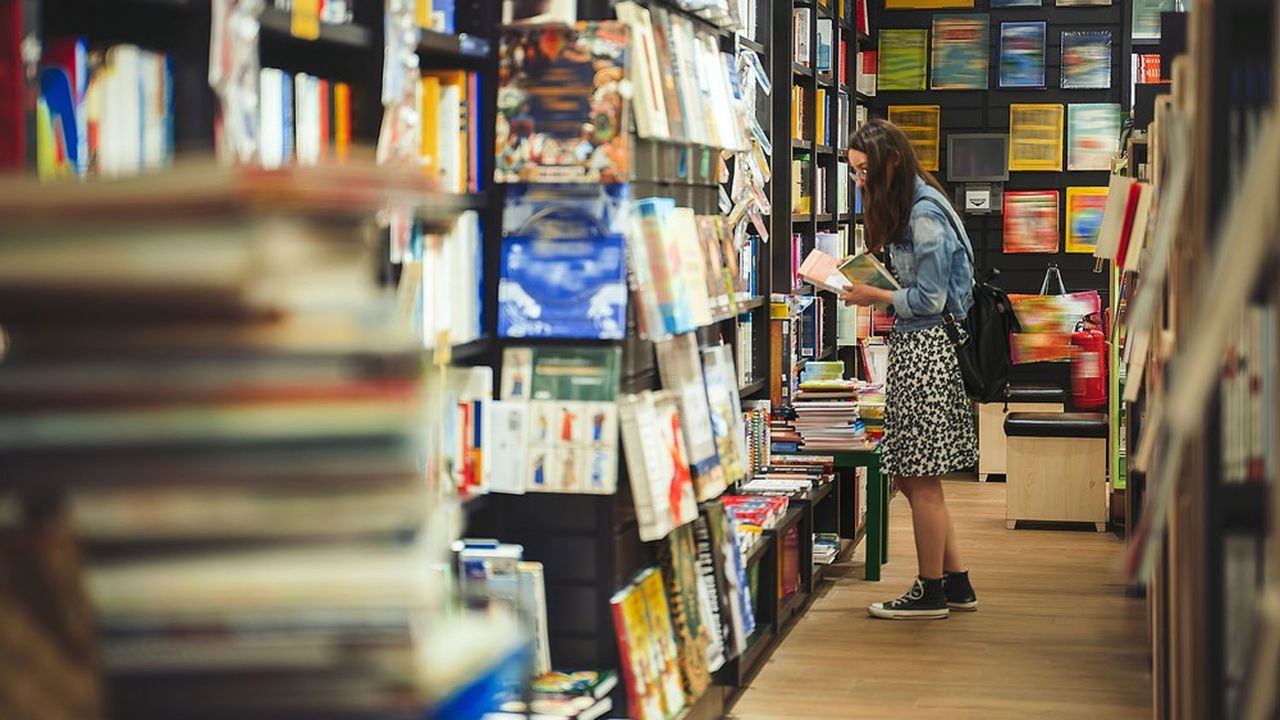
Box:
[415,0,431,29]
[816,89,827,146]
[333,82,351,163]
[420,76,441,177]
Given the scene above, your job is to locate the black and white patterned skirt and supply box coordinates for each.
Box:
[880,324,978,478]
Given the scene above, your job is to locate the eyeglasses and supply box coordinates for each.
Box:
[852,166,869,179]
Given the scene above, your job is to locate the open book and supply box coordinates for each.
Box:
[797,248,899,306]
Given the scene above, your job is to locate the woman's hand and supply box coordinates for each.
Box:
[839,283,894,308]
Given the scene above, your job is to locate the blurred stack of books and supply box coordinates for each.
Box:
[792,361,864,450]
[856,381,886,441]
[0,163,525,719]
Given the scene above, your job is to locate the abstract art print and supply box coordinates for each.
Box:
[999,22,1046,88]
[1065,186,1110,253]
[878,29,929,90]
[1067,103,1121,171]
[1133,0,1176,40]
[930,14,989,90]
[1009,103,1063,172]
[1061,30,1112,89]
[1003,191,1060,253]
[887,105,941,171]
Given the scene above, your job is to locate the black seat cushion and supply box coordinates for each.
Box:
[1004,384,1066,405]
[1004,412,1107,439]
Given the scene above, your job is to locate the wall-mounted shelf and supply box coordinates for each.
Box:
[259,7,373,48]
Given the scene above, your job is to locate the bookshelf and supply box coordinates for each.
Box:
[1116,4,1278,717]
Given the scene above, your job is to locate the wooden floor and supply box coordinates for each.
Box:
[731,478,1152,720]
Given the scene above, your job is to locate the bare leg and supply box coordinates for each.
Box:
[943,508,966,574]
[899,476,949,579]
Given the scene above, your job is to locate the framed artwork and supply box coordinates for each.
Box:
[885,0,974,9]
[1003,191,1060,253]
[1061,30,1112,89]
[1133,0,1176,40]
[999,22,1047,88]
[878,29,929,90]
[888,105,941,170]
[1056,0,1110,5]
[930,14,989,90]
[991,0,1041,6]
[1008,103,1063,172]
[1065,186,1109,253]
[1067,103,1121,170]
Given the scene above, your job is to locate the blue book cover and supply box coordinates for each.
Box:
[498,224,628,340]
[433,0,456,33]
[280,71,294,163]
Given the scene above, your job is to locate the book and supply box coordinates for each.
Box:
[495,22,629,183]
[930,14,989,90]
[501,0,576,25]
[610,579,665,720]
[615,2,670,140]
[637,569,686,716]
[999,22,1047,89]
[659,525,715,693]
[618,390,698,542]
[498,214,628,340]
[701,344,750,486]
[656,334,727,502]
[648,7,688,142]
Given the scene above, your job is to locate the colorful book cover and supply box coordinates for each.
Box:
[659,525,713,700]
[700,345,748,486]
[619,392,673,541]
[999,22,1046,89]
[839,252,901,308]
[638,569,687,717]
[610,583,664,720]
[655,334,726,502]
[498,223,627,340]
[1002,191,1060,254]
[705,502,755,656]
[668,207,714,328]
[930,14,989,90]
[632,197,694,336]
[1009,103,1064,172]
[650,391,701,530]
[877,29,928,91]
[1060,30,1112,90]
[496,22,629,183]
[1065,186,1110,254]
[1067,103,1121,171]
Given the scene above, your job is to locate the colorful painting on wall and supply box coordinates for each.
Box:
[878,29,929,91]
[1003,191,1060,254]
[999,22,1046,88]
[930,14,989,90]
[1065,186,1110,253]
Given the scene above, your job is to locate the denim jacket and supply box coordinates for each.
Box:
[887,176,975,333]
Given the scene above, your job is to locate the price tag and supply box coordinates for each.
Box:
[291,0,321,41]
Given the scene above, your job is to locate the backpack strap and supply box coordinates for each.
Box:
[913,195,975,347]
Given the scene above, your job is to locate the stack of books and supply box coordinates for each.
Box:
[857,381,887,441]
[0,164,524,719]
[792,362,865,450]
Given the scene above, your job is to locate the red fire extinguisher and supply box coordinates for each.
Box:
[1071,312,1107,409]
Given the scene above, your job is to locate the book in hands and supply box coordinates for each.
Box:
[797,249,900,307]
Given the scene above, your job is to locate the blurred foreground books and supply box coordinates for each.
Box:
[0,162,525,719]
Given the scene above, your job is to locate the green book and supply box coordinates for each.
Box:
[839,253,900,308]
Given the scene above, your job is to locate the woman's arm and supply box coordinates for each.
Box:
[889,212,952,319]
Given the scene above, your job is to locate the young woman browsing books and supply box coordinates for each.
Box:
[840,119,979,620]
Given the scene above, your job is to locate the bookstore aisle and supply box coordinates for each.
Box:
[731,479,1151,719]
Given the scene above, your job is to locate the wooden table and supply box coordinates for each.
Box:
[801,443,888,581]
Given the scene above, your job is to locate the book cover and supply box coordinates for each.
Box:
[498,220,628,340]
[1065,186,1109,254]
[668,14,711,146]
[659,525,714,696]
[615,2,670,141]
[700,344,749,486]
[877,29,928,91]
[668,207,714,328]
[502,0,576,25]
[648,8,688,142]
[691,512,733,662]
[930,14,989,90]
[705,502,754,657]
[485,401,530,494]
[517,561,552,675]
[1060,30,1112,90]
[1009,103,1063,172]
[839,252,900,307]
[638,568,687,717]
[1066,103,1121,171]
[999,22,1046,89]
[655,335,727,502]
[632,197,694,336]
[798,248,850,294]
[610,582,664,720]
[886,104,941,171]
[496,22,629,183]
[1002,190,1060,254]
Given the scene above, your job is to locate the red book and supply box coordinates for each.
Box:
[0,0,26,169]
[317,79,330,159]
[839,38,848,84]
[1115,181,1143,267]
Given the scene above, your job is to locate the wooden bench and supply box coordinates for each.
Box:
[1004,412,1108,531]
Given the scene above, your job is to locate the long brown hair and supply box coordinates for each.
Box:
[850,119,952,253]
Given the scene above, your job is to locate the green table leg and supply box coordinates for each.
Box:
[864,461,883,581]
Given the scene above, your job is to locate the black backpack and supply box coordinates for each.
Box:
[914,196,1021,403]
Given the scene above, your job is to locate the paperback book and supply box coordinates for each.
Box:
[618,390,699,542]
[656,334,727,502]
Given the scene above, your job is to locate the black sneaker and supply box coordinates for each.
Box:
[943,570,979,611]
[867,577,949,620]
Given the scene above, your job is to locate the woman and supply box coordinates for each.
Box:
[840,119,979,620]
